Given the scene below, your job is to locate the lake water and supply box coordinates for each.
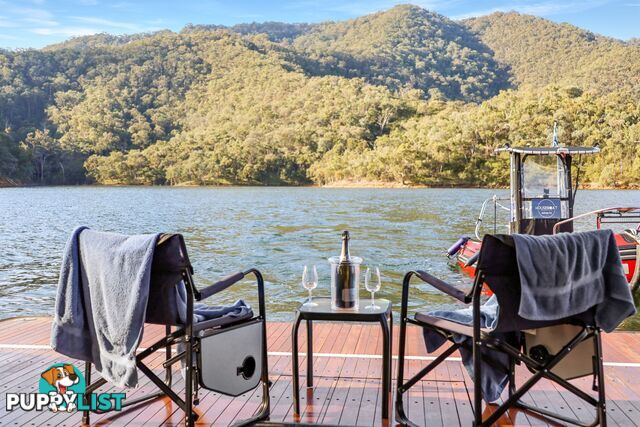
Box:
[1,187,639,328]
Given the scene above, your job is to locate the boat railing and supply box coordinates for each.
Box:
[552,207,640,294]
[475,195,510,240]
[552,207,640,234]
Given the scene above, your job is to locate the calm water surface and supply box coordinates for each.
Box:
[1,187,639,328]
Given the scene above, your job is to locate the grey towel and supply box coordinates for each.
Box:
[513,229,636,332]
[51,227,160,388]
[424,296,511,403]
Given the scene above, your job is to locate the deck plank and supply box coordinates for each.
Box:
[446,361,475,426]
[338,376,366,426]
[1,317,640,426]
[423,379,444,427]
[355,376,380,426]
[406,361,428,426]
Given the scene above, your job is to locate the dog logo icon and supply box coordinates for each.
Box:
[38,363,85,412]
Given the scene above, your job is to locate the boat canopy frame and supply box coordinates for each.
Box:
[496,144,600,235]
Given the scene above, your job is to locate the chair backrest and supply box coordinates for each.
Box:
[477,234,595,333]
[151,233,192,286]
[146,233,194,325]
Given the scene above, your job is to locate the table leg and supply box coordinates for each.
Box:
[380,313,391,419]
[306,319,313,388]
[292,311,303,416]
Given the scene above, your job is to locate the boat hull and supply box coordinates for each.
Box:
[456,234,638,284]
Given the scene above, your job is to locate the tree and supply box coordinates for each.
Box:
[22,129,61,183]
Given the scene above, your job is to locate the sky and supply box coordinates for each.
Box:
[0,0,638,49]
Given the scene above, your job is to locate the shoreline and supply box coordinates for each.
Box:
[0,179,638,190]
[0,178,21,188]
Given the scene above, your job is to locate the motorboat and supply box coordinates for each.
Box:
[447,125,640,295]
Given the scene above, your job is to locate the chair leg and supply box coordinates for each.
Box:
[396,272,410,426]
[395,312,417,426]
[193,367,200,405]
[594,329,607,427]
[165,325,173,387]
[83,361,91,425]
[473,337,482,426]
[508,356,516,398]
[82,330,191,422]
[184,337,195,427]
[394,321,409,425]
[230,378,271,427]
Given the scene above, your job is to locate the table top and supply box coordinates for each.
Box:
[295,297,391,321]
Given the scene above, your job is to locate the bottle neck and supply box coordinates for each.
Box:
[339,231,350,262]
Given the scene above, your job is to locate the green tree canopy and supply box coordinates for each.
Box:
[0,5,638,188]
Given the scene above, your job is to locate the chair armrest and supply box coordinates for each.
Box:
[196,271,245,301]
[414,270,471,303]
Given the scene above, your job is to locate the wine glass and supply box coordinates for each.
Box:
[364,266,381,310]
[302,265,318,307]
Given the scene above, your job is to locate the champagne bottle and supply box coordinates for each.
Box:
[337,230,356,308]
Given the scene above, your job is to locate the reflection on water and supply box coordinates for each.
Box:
[1,187,639,328]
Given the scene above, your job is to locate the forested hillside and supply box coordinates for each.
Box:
[0,4,638,187]
[290,6,510,101]
[464,12,640,96]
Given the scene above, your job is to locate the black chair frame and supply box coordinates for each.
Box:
[395,238,607,427]
[80,235,270,427]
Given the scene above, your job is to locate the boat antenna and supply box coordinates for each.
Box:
[572,154,582,207]
[552,121,558,147]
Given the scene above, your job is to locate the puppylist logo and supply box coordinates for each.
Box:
[5,362,125,413]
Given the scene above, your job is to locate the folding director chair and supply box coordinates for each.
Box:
[81,233,270,427]
[396,234,608,427]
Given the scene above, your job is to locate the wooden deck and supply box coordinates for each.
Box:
[1,317,639,426]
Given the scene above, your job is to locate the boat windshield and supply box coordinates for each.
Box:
[522,155,568,198]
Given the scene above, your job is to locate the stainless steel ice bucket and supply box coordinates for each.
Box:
[328,255,362,310]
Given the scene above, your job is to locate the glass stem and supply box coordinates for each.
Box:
[309,288,312,304]
[371,291,374,307]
